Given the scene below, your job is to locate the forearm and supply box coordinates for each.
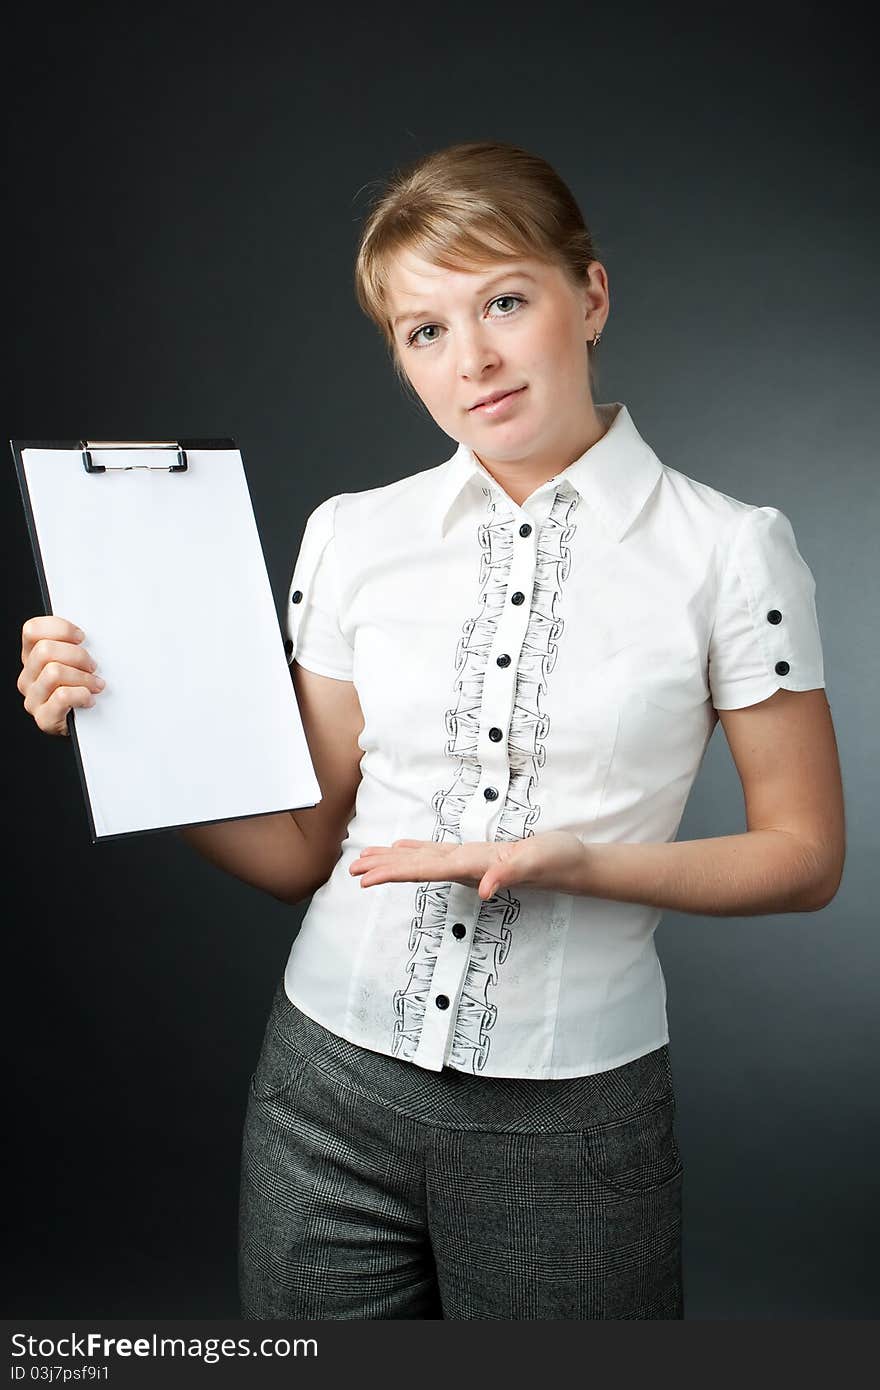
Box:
[577,830,833,916]
[176,811,324,906]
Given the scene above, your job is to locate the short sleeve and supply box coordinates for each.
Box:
[708,505,826,710]
[284,495,355,681]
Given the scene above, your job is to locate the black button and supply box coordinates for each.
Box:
[511,591,525,605]
[284,639,293,657]
[489,727,503,741]
[775,660,790,675]
[484,787,499,801]
[435,995,450,1010]
[496,654,511,668]
[291,590,303,604]
[519,523,532,537]
[767,609,782,624]
[452,923,466,939]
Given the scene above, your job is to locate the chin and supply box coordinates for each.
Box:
[475,421,540,455]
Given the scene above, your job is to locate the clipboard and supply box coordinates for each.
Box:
[11,438,322,843]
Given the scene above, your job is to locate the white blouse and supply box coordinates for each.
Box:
[280,401,826,1079]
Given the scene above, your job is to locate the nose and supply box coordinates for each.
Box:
[456,322,502,381]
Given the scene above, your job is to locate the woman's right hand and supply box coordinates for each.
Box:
[18,616,106,737]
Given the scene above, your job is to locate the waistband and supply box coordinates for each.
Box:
[264,976,674,1132]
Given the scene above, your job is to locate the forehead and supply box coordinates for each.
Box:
[385,250,550,301]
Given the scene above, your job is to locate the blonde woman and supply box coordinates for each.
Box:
[18,141,845,1320]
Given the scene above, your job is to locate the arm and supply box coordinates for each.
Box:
[178,662,364,906]
[177,812,315,906]
[574,688,846,916]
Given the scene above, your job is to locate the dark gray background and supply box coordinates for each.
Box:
[4,0,876,1319]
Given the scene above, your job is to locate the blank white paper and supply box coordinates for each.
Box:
[21,446,322,840]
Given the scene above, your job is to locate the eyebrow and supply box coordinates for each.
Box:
[392,268,538,330]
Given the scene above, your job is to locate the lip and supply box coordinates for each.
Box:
[469,386,527,414]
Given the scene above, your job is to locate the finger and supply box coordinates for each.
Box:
[479,854,519,897]
[354,864,391,886]
[33,682,99,736]
[357,843,425,861]
[20,636,98,696]
[21,616,85,666]
[350,855,393,875]
[24,660,105,716]
[352,856,414,884]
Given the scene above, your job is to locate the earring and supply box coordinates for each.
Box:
[591,328,602,346]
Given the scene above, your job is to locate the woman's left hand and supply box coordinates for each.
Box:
[349,830,587,900]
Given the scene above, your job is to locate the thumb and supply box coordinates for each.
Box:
[478,869,503,900]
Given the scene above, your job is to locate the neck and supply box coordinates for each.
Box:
[474,400,607,508]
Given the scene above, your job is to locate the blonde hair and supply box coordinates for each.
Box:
[353,140,602,389]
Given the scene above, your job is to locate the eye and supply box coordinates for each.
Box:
[405,294,526,349]
[406,323,441,349]
[490,295,522,316]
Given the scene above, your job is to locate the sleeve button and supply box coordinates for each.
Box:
[775,660,790,675]
[767,609,782,623]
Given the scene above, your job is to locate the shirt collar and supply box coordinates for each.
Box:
[434,401,663,542]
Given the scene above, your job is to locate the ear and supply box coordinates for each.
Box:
[583,259,609,333]
[583,285,595,341]
[580,267,595,332]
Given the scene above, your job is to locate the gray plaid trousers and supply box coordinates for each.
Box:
[238,977,684,1319]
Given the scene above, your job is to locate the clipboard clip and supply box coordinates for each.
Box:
[80,441,188,473]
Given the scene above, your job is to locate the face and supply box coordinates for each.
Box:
[385,249,608,471]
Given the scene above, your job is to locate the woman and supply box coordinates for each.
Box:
[17,140,845,1320]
